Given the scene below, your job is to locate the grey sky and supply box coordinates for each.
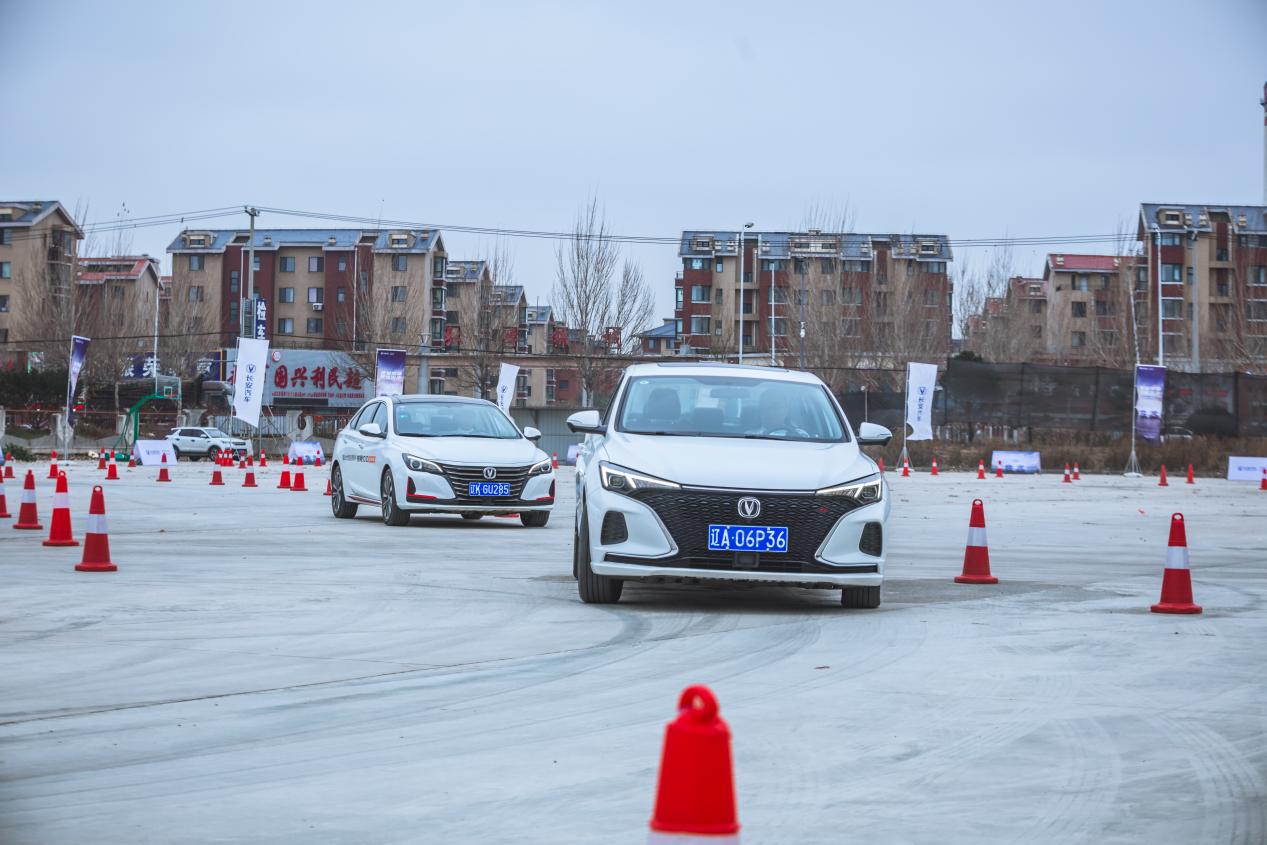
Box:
[4,0,1265,319]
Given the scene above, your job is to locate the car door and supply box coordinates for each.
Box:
[341,402,379,499]
[361,402,392,498]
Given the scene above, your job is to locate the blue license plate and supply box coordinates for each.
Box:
[467,482,511,497]
[707,524,789,553]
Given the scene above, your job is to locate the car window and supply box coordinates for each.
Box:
[348,405,370,430]
[617,374,848,442]
[194,430,209,438]
[371,403,389,432]
[205,429,228,438]
[394,401,521,438]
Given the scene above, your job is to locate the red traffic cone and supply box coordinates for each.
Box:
[259,451,268,467]
[238,456,246,470]
[650,685,739,838]
[1151,513,1201,614]
[242,470,258,488]
[1072,462,1081,481]
[878,457,885,474]
[901,454,911,477]
[277,469,291,490]
[209,469,224,486]
[283,453,290,466]
[156,452,172,482]
[96,452,107,471]
[3,452,13,479]
[12,470,42,530]
[43,471,79,547]
[47,455,59,479]
[75,485,117,572]
[127,453,136,468]
[1185,464,1194,485]
[247,454,254,468]
[930,457,939,476]
[1158,464,1169,487]
[955,498,997,584]
[1062,464,1072,484]
[105,452,120,480]
[323,478,332,496]
[995,459,1004,478]
[291,471,307,492]
[552,451,559,469]
[0,472,11,518]
[1261,468,1267,491]
[976,459,985,480]
[316,455,323,468]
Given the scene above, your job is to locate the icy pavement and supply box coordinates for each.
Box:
[1,461,1265,844]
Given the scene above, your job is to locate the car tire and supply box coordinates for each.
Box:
[521,511,550,528]
[576,510,622,603]
[462,513,483,521]
[207,447,219,462]
[381,471,410,526]
[331,465,358,519]
[841,585,881,609]
[172,446,182,462]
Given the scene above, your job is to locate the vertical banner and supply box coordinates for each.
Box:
[1135,364,1166,444]
[904,361,939,441]
[66,335,91,427]
[253,298,268,340]
[232,337,270,427]
[374,348,407,397]
[495,362,520,412]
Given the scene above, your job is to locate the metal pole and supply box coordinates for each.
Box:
[152,274,160,394]
[737,229,744,363]
[1155,230,1163,367]
[244,207,258,340]
[798,264,807,369]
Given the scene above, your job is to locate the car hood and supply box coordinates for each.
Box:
[600,431,874,490]
[395,436,544,466]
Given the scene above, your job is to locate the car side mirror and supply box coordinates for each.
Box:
[856,422,892,446]
[523,426,542,442]
[566,409,605,434]
[358,422,384,438]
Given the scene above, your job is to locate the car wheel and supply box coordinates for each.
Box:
[576,510,622,603]
[841,585,881,609]
[462,513,483,521]
[331,465,358,519]
[381,471,410,526]
[172,446,182,462]
[521,511,550,528]
[207,447,219,462]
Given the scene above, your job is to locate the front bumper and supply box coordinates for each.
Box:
[398,463,555,512]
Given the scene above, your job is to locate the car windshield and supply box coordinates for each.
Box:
[617,374,849,442]
[204,429,228,438]
[394,401,522,439]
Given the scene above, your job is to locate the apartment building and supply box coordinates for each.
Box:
[1136,203,1267,370]
[674,230,954,366]
[0,201,83,359]
[77,255,163,318]
[166,228,447,354]
[1041,255,1136,366]
[638,318,681,354]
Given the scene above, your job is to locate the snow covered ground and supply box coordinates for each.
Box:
[2,460,1265,844]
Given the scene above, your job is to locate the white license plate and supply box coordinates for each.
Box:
[467,482,511,497]
[707,524,789,553]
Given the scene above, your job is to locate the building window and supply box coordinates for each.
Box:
[0,261,9,279]
[1097,274,1110,290]
[714,260,724,273]
[359,271,368,292]
[675,288,683,310]
[1071,301,1087,318]
[0,329,7,342]
[336,286,346,303]
[338,256,348,272]
[187,286,204,302]
[277,317,294,335]
[229,300,239,322]
[252,255,261,272]
[392,255,408,272]
[1094,300,1111,316]
[188,255,204,271]
[336,318,348,335]
[279,287,295,303]
[229,270,239,294]
[1028,300,1044,314]
[923,289,938,307]
[923,261,947,274]
[307,287,323,304]
[819,258,836,274]
[1248,301,1267,321]
[280,256,295,273]
[842,318,861,337]
[1030,325,1042,338]
[309,256,324,273]
[1252,266,1267,285]
[760,259,785,272]
[390,317,407,334]
[713,287,723,304]
[841,287,861,305]
[690,285,710,303]
[306,317,323,334]
[688,258,706,271]
[0,294,9,312]
[1071,331,1086,348]
[390,286,407,302]
[1073,273,1089,291]
[820,289,835,306]
[843,260,869,273]
[431,288,445,309]
[1160,233,1183,246]
[433,256,447,276]
[771,318,787,336]
[1161,300,1183,319]
[0,229,10,245]
[689,315,711,335]
[1160,264,1182,283]
[1099,330,1117,345]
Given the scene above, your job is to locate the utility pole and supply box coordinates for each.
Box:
[244,207,259,340]
[738,223,753,363]
[798,261,807,369]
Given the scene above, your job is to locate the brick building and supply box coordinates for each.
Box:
[0,201,82,361]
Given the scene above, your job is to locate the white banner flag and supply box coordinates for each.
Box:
[495,363,520,412]
[232,337,270,427]
[904,361,939,441]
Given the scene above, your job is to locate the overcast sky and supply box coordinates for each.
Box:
[4,0,1265,319]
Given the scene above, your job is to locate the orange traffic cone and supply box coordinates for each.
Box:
[1185,464,1194,485]
[209,469,224,486]
[242,470,258,488]
[901,454,911,477]
[12,470,42,530]
[127,453,136,468]
[955,498,997,584]
[1151,513,1201,614]
[96,452,107,470]
[156,452,172,482]
[1158,464,1169,487]
[75,485,117,572]
[105,452,120,480]
[976,459,985,480]
[277,469,291,489]
[259,451,268,467]
[0,472,11,518]
[3,451,14,479]
[1261,468,1267,491]
[552,451,559,469]
[995,459,1004,478]
[47,450,59,479]
[291,471,307,492]
[42,471,79,547]
[1062,464,1071,483]
[930,457,939,476]
[323,478,332,496]
[650,686,740,839]
[1072,462,1081,481]
[878,457,885,474]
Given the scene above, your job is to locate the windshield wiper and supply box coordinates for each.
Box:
[397,432,439,437]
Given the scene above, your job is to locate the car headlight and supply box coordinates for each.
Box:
[403,453,442,474]
[599,461,679,495]
[529,458,552,476]
[815,473,883,503]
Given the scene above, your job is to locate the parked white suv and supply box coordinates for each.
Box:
[330,394,556,527]
[166,427,250,461]
[567,363,891,608]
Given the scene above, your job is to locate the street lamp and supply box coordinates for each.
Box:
[738,222,753,363]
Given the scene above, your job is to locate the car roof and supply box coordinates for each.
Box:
[620,361,826,385]
[387,394,498,407]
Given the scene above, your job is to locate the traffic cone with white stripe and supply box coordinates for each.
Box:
[1158,464,1169,487]
[1062,464,1071,483]
[247,454,254,468]
[649,686,740,842]
[242,469,258,488]
[156,452,172,482]
[238,456,246,470]
[1072,462,1081,481]
[977,459,985,480]
[901,454,911,477]
[277,468,291,489]
[955,498,997,584]
[259,451,268,467]
[291,471,307,492]
[42,471,79,547]
[995,459,1004,478]
[209,469,224,486]
[105,451,120,480]
[3,451,13,479]
[315,455,323,468]
[930,457,939,476]
[12,470,42,530]
[75,486,117,572]
[1185,464,1195,485]
[0,472,11,518]
[47,450,59,479]
[1150,513,1201,614]
[127,453,136,468]
[552,451,559,469]
[323,478,332,496]
[1261,468,1266,491]
[96,452,107,471]
[283,453,290,466]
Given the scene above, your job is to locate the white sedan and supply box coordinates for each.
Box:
[567,362,891,608]
[330,395,555,527]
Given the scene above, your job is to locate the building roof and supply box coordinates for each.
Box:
[525,305,553,324]
[1139,203,1267,235]
[444,259,488,283]
[1044,254,1132,276]
[679,230,953,262]
[639,319,678,339]
[1009,276,1047,297]
[0,201,82,234]
[77,255,161,284]
[167,228,442,254]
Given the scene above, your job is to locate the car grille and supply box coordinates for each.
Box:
[629,489,862,573]
[435,462,533,503]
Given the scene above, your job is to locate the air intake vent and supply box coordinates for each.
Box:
[859,522,883,557]
[600,511,628,545]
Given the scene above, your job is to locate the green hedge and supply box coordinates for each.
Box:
[0,369,70,407]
